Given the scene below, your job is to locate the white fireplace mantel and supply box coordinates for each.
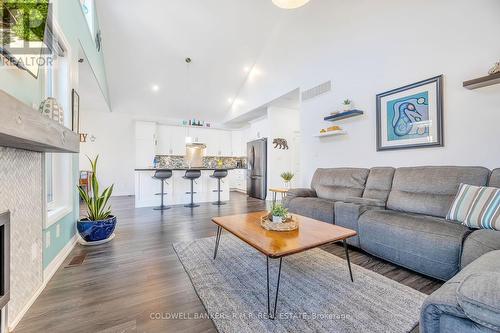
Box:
[0,90,79,153]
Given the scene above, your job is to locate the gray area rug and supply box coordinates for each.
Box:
[174,234,426,333]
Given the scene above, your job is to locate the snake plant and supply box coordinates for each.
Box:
[78,156,114,221]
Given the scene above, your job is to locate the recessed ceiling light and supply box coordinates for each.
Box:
[243,66,251,73]
[272,0,311,9]
[151,85,160,92]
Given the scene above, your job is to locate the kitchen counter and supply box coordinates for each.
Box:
[134,167,246,171]
[134,169,247,208]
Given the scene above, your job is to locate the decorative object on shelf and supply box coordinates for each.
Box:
[80,133,88,143]
[272,0,311,10]
[280,171,294,189]
[273,138,289,150]
[39,97,63,124]
[261,210,299,231]
[314,130,346,138]
[77,156,116,244]
[488,62,500,75]
[90,134,96,142]
[324,109,364,122]
[342,99,353,111]
[318,125,345,137]
[376,75,443,151]
[71,89,80,133]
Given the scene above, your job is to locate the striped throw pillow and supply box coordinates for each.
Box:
[447,183,500,230]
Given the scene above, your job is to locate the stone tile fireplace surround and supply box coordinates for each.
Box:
[0,147,43,330]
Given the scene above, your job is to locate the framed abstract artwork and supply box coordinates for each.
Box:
[376,75,443,151]
[72,89,80,133]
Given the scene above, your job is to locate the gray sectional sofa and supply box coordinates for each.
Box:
[283,166,500,333]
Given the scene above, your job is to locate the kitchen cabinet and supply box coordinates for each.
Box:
[229,169,247,192]
[136,123,235,158]
[231,130,244,156]
[157,125,187,155]
[135,121,157,168]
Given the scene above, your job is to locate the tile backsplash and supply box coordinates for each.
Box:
[157,155,247,169]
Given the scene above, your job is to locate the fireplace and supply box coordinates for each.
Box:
[0,212,10,311]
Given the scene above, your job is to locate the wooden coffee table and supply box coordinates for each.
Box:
[212,211,357,319]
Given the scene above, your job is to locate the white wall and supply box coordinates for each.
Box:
[229,0,500,187]
[267,106,300,193]
[79,110,136,196]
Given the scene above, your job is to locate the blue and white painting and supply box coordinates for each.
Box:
[386,92,429,141]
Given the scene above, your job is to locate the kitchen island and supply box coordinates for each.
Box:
[134,168,246,208]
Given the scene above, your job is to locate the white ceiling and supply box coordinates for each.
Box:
[96,0,287,123]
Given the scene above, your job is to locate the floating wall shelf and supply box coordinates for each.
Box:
[463,72,500,90]
[314,130,347,138]
[324,109,364,122]
[0,90,79,153]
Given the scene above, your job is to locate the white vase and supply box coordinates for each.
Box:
[283,181,291,190]
[342,103,352,111]
[39,97,63,124]
[272,216,283,223]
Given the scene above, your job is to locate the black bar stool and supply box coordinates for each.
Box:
[183,169,201,208]
[210,169,228,206]
[152,169,172,211]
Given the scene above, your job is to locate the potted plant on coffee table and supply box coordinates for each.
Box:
[271,204,288,223]
[77,156,116,245]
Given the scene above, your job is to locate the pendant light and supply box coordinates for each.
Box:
[272,0,311,9]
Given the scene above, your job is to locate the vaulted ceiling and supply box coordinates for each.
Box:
[96,0,287,123]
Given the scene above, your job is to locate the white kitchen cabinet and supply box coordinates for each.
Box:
[135,121,157,168]
[157,125,187,155]
[171,126,188,155]
[229,169,247,192]
[231,130,244,156]
[219,131,232,156]
[187,127,207,144]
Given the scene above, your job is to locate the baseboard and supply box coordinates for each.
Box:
[8,234,77,332]
[43,234,78,282]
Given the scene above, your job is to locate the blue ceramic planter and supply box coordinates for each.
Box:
[77,215,116,242]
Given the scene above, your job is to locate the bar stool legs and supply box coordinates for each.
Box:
[153,170,172,211]
[213,177,226,206]
[184,178,200,208]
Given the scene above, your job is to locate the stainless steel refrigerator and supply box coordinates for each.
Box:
[247,138,267,200]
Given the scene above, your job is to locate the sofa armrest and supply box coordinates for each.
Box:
[343,197,386,208]
[457,273,500,331]
[286,188,317,198]
[335,201,384,247]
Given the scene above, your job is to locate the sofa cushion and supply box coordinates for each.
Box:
[420,250,500,333]
[488,168,500,188]
[310,168,369,201]
[362,167,395,202]
[287,197,335,223]
[358,209,472,280]
[457,273,500,331]
[447,183,500,230]
[387,166,490,218]
[335,201,383,247]
[461,229,500,269]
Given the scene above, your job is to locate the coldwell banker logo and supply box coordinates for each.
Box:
[0,0,52,77]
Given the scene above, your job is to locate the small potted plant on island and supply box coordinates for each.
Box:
[77,156,116,245]
[271,204,288,223]
[280,171,294,189]
[342,99,353,111]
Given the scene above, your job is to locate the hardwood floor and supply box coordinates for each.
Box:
[14,194,441,333]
